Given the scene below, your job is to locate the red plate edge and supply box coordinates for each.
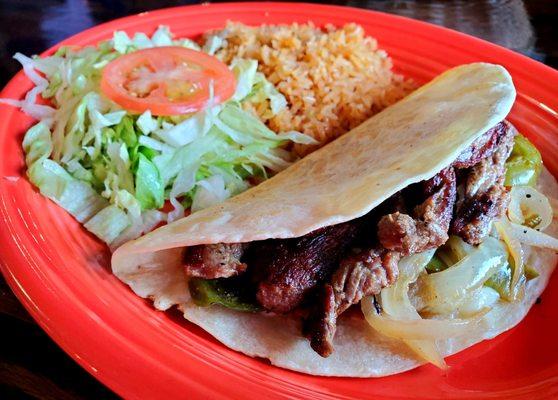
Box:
[1,3,558,399]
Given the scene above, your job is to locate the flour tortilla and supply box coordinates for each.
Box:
[111,63,558,376]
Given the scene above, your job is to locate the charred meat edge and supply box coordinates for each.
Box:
[247,223,362,313]
[378,167,457,255]
[450,121,515,244]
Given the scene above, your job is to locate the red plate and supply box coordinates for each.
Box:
[1,3,558,399]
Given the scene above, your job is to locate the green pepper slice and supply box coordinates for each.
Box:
[505,134,542,187]
[188,277,261,312]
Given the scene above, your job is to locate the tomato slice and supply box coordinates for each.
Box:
[101,46,236,115]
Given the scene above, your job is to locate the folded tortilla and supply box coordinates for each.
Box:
[112,63,558,376]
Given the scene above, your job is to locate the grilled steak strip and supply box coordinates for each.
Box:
[332,248,400,316]
[184,243,248,279]
[247,222,362,313]
[305,248,399,357]
[451,121,516,244]
[453,121,508,169]
[378,167,457,255]
[304,284,337,357]
[246,192,406,314]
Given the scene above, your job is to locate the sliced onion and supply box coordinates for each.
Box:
[362,296,447,369]
[404,341,446,370]
[381,250,435,316]
[362,298,488,340]
[494,220,524,299]
[457,286,500,318]
[505,221,558,250]
[508,186,553,230]
[362,250,448,368]
[419,237,507,314]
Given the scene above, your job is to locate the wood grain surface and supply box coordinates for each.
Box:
[0,1,556,398]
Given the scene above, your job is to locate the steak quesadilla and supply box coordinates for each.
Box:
[112,63,558,376]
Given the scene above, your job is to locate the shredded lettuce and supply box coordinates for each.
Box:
[23,123,108,221]
[84,205,131,244]
[192,175,230,212]
[251,71,288,114]
[3,26,314,247]
[135,153,165,210]
[231,59,258,102]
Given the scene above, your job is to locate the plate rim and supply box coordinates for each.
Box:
[1,3,558,399]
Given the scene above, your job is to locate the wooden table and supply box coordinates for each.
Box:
[1,1,556,398]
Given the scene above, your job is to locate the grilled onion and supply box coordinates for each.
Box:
[505,221,558,250]
[362,251,447,368]
[419,237,507,314]
[508,186,553,230]
[457,286,500,317]
[494,220,525,300]
[362,299,488,340]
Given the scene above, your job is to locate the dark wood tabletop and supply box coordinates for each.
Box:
[1,1,556,398]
